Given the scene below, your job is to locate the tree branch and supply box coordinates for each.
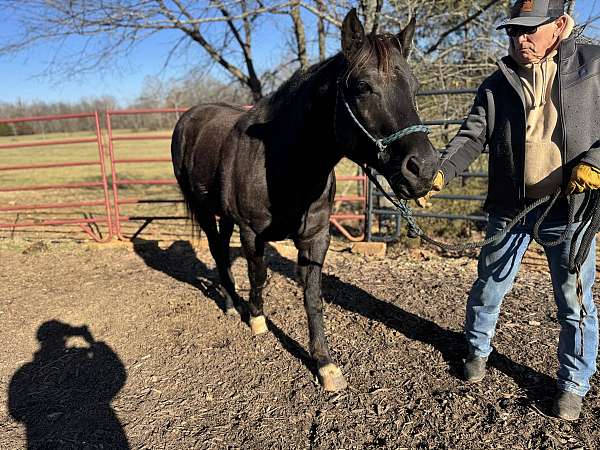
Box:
[214,1,263,99]
[425,0,504,55]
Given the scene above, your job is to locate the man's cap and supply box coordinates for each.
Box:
[497,0,565,30]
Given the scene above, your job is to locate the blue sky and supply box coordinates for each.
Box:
[0,2,597,106]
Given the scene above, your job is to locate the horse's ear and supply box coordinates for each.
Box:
[341,8,365,59]
[397,17,416,58]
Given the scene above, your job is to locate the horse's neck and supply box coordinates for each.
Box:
[275,69,343,179]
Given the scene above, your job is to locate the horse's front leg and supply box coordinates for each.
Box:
[239,228,268,335]
[298,233,348,392]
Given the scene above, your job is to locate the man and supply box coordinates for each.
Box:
[420,0,600,420]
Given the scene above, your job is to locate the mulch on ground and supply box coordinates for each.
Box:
[0,238,598,449]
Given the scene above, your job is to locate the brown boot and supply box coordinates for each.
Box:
[552,390,583,421]
[464,356,487,383]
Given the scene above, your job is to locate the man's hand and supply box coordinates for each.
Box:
[416,171,444,208]
[566,163,600,195]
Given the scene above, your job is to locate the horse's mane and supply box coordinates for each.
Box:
[254,55,341,121]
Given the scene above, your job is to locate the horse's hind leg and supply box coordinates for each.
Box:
[216,216,240,315]
[239,228,268,335]
[218,216,235,265]
[297,233,347,392]
[196,212,238,315]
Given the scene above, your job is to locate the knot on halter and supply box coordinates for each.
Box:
[375,140,389,163]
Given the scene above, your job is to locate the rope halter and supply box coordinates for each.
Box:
[337,80,430,164]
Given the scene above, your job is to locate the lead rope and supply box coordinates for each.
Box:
[567,190,600,357]
[365,168,600,357]
[334,72,590,255]
[575,266,586,357]
[364,166,563,251]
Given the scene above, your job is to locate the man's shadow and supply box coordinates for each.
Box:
[8,321,129,449]
[133,238,554,405]
[271,249,554,403]
[269,248,555,404]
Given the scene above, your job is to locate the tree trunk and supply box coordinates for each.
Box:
[315,0,327,61]
[360,0,383,34]
[290,2,308,70]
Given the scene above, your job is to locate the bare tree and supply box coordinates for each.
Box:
[0,1,298,101]
[423,0,505,54]
[314,0,328,61]
[360,0,384,33]
[3,0,596,107]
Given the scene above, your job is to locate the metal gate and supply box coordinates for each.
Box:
[105,108,187,240]
[0,112,113,242]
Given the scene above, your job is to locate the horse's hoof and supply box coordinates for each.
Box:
[249,315,268,335]
[318,364,348,392]
[225,307,239,317]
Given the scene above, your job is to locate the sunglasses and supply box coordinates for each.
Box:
[504,18,557,37]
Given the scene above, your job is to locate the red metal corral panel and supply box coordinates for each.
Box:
[0,108,368,242]
[0,112,113,242]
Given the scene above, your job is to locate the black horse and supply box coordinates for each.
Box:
[171,9,439,391]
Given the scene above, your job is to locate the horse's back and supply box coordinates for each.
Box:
[172,103,246,210]
[172,103,245,178]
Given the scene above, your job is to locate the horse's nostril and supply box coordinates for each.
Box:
[406,157,420,177]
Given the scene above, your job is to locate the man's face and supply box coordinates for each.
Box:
[509,16,567,64]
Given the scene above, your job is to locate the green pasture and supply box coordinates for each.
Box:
[0,127,489,242]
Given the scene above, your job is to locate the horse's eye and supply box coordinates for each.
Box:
[353,81,372,95]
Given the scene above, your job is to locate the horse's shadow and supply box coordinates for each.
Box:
[132,239,315,374]
[132,239,236,313]
[133,238,554,405]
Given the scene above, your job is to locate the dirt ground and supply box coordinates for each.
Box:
[1,237,599,449]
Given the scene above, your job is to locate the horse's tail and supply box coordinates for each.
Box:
[171,117,185,180]
[171,115,204,239]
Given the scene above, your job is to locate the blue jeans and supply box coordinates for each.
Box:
[465,209,598,396]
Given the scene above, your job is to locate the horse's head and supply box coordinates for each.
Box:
[335,9,439,199]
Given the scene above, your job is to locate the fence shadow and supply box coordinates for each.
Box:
[8,320,129,449]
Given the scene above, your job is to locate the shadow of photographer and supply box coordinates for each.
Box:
[8,320,129,449]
